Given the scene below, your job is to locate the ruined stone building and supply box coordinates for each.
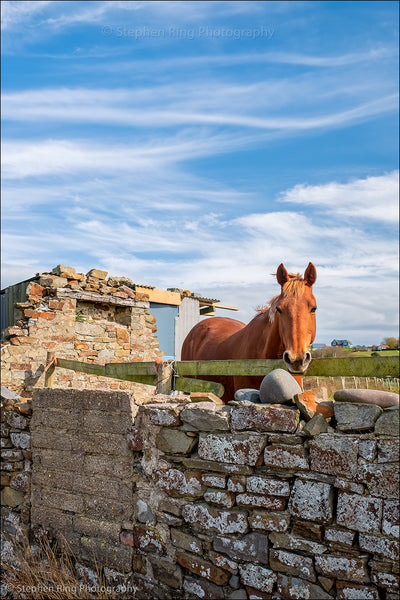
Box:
[1,264,233,401]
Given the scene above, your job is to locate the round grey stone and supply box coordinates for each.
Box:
[259,369,302,404]
[234,389,261,404]
[334,389,399,408]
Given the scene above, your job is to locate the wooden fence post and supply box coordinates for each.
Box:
[155,361,173,395]
[44,351,56,388]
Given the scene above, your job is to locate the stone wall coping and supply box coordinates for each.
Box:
[55,288,150,308]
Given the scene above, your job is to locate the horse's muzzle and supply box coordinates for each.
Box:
[283,350,312,374]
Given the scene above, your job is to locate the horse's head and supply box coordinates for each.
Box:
[271,262,317,374]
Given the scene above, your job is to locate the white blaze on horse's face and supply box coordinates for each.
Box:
[275,262,317,374]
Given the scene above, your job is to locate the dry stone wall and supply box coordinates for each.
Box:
[1,387,399,600]
[1,266,162,403]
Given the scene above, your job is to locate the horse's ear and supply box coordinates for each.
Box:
[276,263,289,286]
[304,262,317,287]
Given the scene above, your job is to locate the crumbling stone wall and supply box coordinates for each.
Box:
[1,266,162,403]
[2,388,398,599]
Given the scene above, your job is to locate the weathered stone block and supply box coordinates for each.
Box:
[202,473,227,488]
[145,403,182,427]
[269,532,327,555]
[9,432,31,450]
[80,536,132,572]
[355,464,399,499]
[334,402,382,431]
[84,454,132,479]
[171,528,203,554]
[180,403,230,431]
[119,531,134,546]
[358,533,399,562]
[324,527,355,547]
[334,478,364,495]
[86,268,108,279]
[204,489,235,508]
[72,474,131,502]
[9,472,30,493]
[39,275,68,288]
[336,491,382,533]
[370,571,399,591]
[358,440,377,463]
[377,439,399,463]
[374,409,399,436]
[73,516,120,540]
[182,502,248,534]
[1,449,24,461]
[302,413,329,436]
[183,575,224,599]
[231,403,299,432]
[198,432,266,465]
[382,500,399,538]
[248,510,290,533]
[214,533,269,564]
[84,496,131,521]
[4,412,28,430]
[127,429,143,451]
[227,476,246,492]
[156,428,197,454]
[315,555,369,583]
[150,557,183,589]
[238,563,276,593]
[208,551,238,573]
[133,525,164,553]
[157,468,203,498]
[176,550,230,585]
[309,434,358,478]
[246,476,290,497]
[183,456,253,475]
[31,506,73,532]
[0,487,25,507]
[264,444,308,470]
[277,574,333,600]
[32,488,84,513]
[335,581,379,599]
[236,493,286,511]
[270,549,316,582]
[292,520,323,541]
[289,479,333,524]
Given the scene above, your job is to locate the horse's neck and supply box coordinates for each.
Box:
[227,311,284,359]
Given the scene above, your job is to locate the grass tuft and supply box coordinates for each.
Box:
[1,533,132,599]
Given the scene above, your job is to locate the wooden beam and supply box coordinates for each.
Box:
[200,306,216,316]
[156,361,174,394]
[176,356,399,378]
[176,359,285,377]
[44,351,56,388]
[56,358,157,385]
[174,376,225,398]
[306,356,399,378]
[214,303,239,311]
[135,287,181,305]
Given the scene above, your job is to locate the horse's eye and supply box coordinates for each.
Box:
[311,306,317,313]
[276,307,282,314]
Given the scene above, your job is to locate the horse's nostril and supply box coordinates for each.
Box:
[283,351,291,364]
[305,351,311,363]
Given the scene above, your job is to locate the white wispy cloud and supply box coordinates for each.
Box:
[1,0,53,30]
[280,171,399,224]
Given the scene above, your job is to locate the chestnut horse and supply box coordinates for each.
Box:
[181,262,317,403]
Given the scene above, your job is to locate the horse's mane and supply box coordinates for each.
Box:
[257,273,306,322]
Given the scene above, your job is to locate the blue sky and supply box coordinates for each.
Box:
[1,0,399,345]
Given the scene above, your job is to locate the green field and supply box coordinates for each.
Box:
[348,350,399,357]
